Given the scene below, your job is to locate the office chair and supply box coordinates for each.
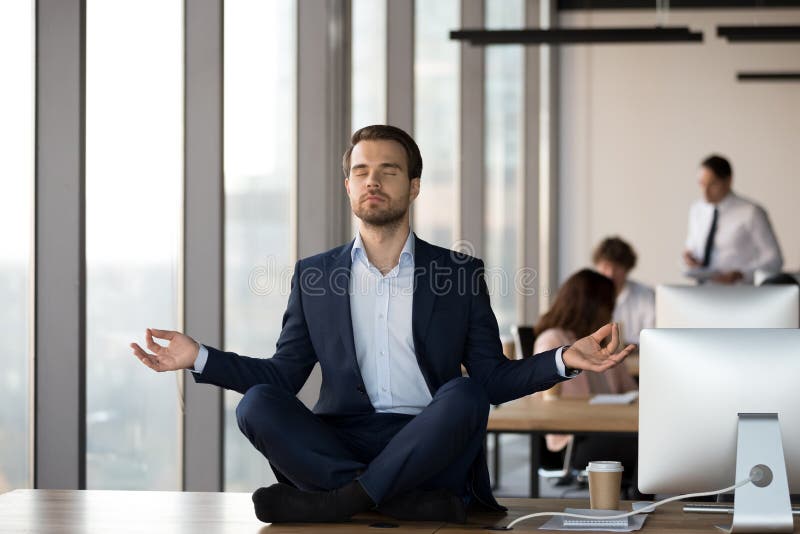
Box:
[490,326,538,489]
[510,325,582,486]
[510,325,536,359]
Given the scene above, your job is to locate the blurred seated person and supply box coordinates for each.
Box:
[534,269,639,493]
[593,236,654,348]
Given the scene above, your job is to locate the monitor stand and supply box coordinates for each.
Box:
[721,413,793,533]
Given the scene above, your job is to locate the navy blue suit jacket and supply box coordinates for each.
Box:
[194,235,565,409]
[193,235,568,509]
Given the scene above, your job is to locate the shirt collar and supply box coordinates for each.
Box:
[351,229,415,267]
[710,191,736,212]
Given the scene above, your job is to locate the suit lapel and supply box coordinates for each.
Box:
[327,235,443,393]
[412,235,438,372]
[326,240,362,381]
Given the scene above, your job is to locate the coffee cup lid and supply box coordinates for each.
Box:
[587,461,624,473]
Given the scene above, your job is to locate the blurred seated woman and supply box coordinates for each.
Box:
[533,269,639,494]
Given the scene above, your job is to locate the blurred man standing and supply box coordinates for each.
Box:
[683,154,782,284]
[594,237,654,347]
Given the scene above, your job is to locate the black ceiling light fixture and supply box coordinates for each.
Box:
[718,25,800,42]
[450,0,702,45]
[560,1,800,9]
[450,27,703,45]
[737,71,800,81]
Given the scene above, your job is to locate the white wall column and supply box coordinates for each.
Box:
[35,0,86,490]
[183,0,224,492]
[387,0,414,132]
[539,0,559,311]
[459,0,485,257]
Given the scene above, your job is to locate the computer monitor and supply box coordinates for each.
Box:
[655,285,799,328]
[639,328,800,531]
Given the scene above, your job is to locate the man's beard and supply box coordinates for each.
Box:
[353,197,408,227]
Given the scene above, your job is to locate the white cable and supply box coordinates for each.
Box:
[506,477,752,530]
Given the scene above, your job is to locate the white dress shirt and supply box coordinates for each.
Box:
[193,229,573,410]
[613,279,655,345]
[685,192,783,283]
[348,230,432,414]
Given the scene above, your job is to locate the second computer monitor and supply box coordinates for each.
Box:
[638,328,800,495]
[655,285,799,328]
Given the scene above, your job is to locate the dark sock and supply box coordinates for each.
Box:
[251,480,375,523]
[338,479,375,513]
[377,488,467,523]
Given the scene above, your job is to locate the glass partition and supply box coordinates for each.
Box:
[86,0,184,489]
[223,0,297,491]
[413,0,460,248]
[484,0,524,337]
[0,0,35,493]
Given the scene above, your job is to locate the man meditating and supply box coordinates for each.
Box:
[131,125,633,523]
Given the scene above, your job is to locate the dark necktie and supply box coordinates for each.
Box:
[701,207,718,268]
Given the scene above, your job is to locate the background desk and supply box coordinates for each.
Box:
[488,396,639,497]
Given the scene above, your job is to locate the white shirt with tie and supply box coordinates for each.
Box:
[685,191,783,284]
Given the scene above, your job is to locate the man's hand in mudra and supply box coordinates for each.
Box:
[130,328,201,372]
[563,323,634,373]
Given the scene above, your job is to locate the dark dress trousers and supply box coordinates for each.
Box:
[193,235,567,511]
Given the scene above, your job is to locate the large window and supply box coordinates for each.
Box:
[351,0,387,132]
[224,0,297,491]
[350,0,387,235]
[0,0,35,493]
[86,0,183,489]
[484,0,524,337]
[414,0,460,248]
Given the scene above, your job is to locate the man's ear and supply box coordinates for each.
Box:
[344,178,351,197]
[410,177,421,201]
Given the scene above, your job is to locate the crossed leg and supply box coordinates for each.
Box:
[235,377,489,522]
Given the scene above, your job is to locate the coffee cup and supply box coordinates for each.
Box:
[587,461,624,510]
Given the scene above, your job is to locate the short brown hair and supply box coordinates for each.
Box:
[701,154,732,180]
[342,125,423,180]
[592,236,637,271]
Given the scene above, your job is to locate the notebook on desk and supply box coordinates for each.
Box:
[589,391,639,405]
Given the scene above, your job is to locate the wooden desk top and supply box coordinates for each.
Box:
[488,396,639,433]
[0,489,440,533]
[3,491,796,534]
